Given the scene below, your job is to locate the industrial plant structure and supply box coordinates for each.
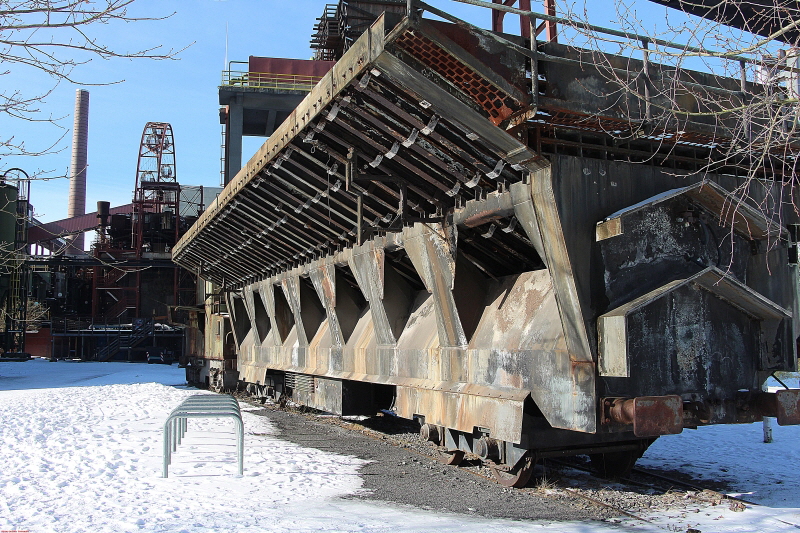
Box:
[4,97,220,361]
[171,0,799,483]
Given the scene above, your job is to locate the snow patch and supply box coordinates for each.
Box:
[0,360,798,533]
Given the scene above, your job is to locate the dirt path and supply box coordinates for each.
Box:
[246,402,697,523]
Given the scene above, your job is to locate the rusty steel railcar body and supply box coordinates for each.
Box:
[173,9,800,481]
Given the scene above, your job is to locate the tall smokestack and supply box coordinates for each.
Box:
[67,89,89,254]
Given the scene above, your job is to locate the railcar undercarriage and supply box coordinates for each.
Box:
[174,6,800,483]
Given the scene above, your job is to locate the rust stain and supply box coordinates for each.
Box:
[777,389,800,421]
[633,396,683,437]
[463,211,504,228]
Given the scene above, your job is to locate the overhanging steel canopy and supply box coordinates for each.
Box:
[173,13,541,286]
[173,8,772,288]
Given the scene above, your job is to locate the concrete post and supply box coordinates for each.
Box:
[225,93,244,185]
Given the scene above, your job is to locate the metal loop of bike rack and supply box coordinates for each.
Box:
[162,394,243,478]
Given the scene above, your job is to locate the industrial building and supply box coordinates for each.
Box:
[2,108,221,362]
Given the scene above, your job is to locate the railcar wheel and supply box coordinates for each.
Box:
[589,450,639,479]
[420,423,441,444]
[491,453,535,488]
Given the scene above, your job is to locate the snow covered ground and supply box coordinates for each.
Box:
[0,359,798,533]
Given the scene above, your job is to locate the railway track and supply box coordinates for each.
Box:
[240,394,789,527]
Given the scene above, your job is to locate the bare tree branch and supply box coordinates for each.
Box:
[539,0,800,255]
[0,0,189,165]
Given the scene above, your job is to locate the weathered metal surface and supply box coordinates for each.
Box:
[395,384,527,444]
[600,275,786,418]
[348,242,395,348]
[529,164,594,365]
[440,450,465,465]
[402,223,466,350]
[491,453,535,488]
[596,180,784,243]
[474,436,500,461]
[308,262,347,366]
[757,389,800,426]
[597,313,629,378]
[453,190,514,228]
[604,396,683,437]
[468,267,594,432]
[775,389,800,426]
[509,181,546,262]
[176,9,800,465]
[536,40,747,137]
[420,423,441,443]
[598,266,792,379]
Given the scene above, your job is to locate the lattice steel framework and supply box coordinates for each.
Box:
[132,122,180,257]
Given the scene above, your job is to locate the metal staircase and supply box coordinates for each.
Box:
[95,320,154,361]
[104,291,136,319]
[97,268,130,288]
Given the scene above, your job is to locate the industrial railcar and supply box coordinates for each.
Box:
[174,7,800,485]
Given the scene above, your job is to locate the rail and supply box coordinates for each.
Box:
[162,394,243,478]
[220,70,323,92]
[419,0,800,126]
[444,0,796,67]
[104,291,136,320]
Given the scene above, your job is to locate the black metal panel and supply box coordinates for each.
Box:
[607,283,761,401]
[599,199,751,309]
[647,0,800,43]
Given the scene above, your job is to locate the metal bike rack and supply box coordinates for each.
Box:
[162,394,243,478]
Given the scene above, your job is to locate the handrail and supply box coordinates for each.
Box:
[442,0,800,71]
[220,70,323,92]
[95,319,153,361]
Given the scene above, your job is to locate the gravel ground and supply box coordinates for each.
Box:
[242,398,723,524]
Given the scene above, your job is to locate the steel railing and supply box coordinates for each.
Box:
[95,319,153,361]
[220,71,323,92]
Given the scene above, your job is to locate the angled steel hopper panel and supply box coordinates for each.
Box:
[596,180,786,242]
[599,266,792,378]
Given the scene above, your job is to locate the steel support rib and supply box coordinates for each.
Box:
[280,157,364,215]
[257,181,356,235]
[333,117,451,199]
[235,193,327,251]
[359,85,495,178]
[270,163,366,222]
[297,128,440,209]
[222,207,310,271]
[282,151,398,216]
[347,104,470,188]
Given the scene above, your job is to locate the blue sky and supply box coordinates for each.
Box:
[0,0,752,224]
